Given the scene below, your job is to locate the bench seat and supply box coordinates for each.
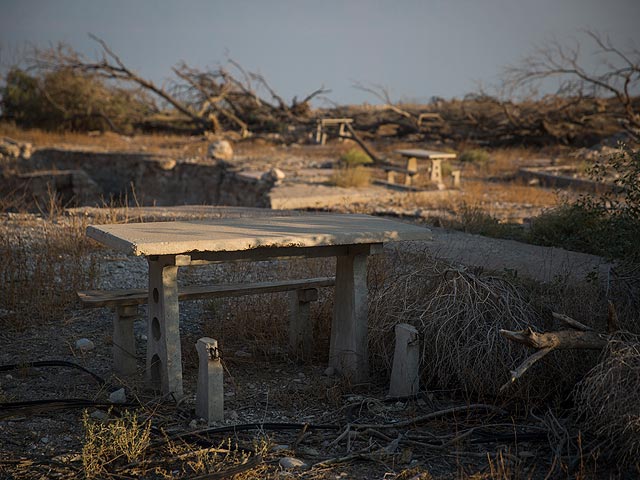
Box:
[78,276,335,374]
[78,277,336,308]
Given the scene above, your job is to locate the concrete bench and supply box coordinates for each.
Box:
[381,159,419,187]
[78,277,335,375]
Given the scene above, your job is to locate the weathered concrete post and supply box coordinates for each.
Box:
[388,323,420,397]
[146,255,183,399]
[288,288,318,360]
[451,170,461,188]
[113,305,137,375]
[195,337,224,424]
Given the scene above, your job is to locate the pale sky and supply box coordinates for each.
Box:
[1,0,638,105]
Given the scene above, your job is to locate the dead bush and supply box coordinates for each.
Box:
[368,247,598,399]
[573,332,640,466]
[329,165,371,188]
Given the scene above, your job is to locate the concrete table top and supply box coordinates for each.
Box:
[395,149,457,160]
[87,213,432,256]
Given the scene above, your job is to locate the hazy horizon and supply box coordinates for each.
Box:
[1,0,639,106]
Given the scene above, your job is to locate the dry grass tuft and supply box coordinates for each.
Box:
[573,332,640,466]
[82,409,152,479]
[330,165,372,188]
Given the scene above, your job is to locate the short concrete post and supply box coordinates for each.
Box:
[195,337,224,424]
[113,305,138,375]
[430,159,443,184]
[289,288,318,359]
[388,323,420,397]
[451,170,461,188]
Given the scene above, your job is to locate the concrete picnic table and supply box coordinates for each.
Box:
[87,213,432,398]
[395,149,457,186]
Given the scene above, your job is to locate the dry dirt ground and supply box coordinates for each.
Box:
[0,131,614,478]
[0,205,611,480]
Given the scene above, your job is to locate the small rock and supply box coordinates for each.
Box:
[5,374,13,380]
[297,372,306,378]
[298,446,320,457]
[272,444,289,452]
[234,350,252,358]
[261,167,286,183]
[63,436,72,442]
[323,366,335,376]
[279,457,307,469]
[75,338,95,352]
[207,140,234,161]
[108,388,127,404]
[189,419,198,429]
[40,437,49,444]
[90,410,109,420]
[227,410,239,421]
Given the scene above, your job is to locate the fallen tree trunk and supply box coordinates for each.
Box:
[500,312,610,391]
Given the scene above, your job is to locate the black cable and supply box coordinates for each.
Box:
[0,360,106,385]
[0,398,136,420]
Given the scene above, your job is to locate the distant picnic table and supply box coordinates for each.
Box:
[382,149,458,188]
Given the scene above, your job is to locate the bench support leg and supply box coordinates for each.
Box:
[289,288,318,360]
[195,337,224,424]
[405,157,418,186]
[114,305,138,375]
[146,256,184,399]
[329,251,369,383]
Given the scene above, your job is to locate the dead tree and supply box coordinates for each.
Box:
[33,35,329,134]
[504,30,640,140]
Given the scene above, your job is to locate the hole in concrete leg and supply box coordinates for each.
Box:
[152,288,159,303]
[150,354,161,389]
[152,317,161,341]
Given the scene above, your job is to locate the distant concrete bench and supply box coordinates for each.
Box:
[381,160,419,187]
[78,277,335,375]
[416,113,444,128]
[315,118,354,145]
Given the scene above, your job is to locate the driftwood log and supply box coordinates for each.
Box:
[500,312,610,391]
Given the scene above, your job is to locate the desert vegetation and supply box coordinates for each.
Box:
[0,29,639,479]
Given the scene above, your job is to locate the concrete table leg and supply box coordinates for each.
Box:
[329,250,369,383]
[113,305,138,375]
[430,159,443,184]
[405,157,418,186]
[146,255,183,399]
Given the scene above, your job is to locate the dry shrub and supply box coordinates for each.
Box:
[573,332,640,466]
[330,165,371,188]
[369,247,586,399]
